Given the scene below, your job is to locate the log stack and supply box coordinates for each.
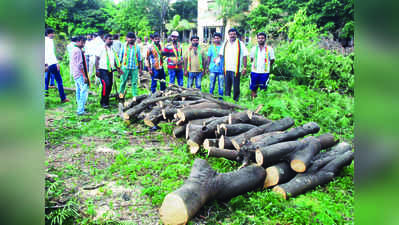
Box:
[117,86,353,225]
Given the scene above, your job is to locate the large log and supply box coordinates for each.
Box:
[159,159,266,225]
[231,117,295,150]
[289,133,337,172]
[272,150,354,199]
[207,147,239,161]
[203,139,219,150]
[124,94,178,120]
[255,134,336,168]
[249,122,321,149]
[308,142,352,172]
[162,107,178,121]
[177,108,232,122]
[144,107,163,127]
[264,162,296,188]
[219,135,235,149]
[220,123,257,137]
[123,94,150,109]
[228,111,271,126]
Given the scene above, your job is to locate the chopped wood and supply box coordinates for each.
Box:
[207,147,239,161]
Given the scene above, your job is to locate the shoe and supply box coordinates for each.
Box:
[61,98,70,103]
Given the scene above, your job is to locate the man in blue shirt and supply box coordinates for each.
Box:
[206,32,224,97]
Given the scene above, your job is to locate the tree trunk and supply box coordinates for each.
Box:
[124,94,179,120]
[159,159,266,225]
[173,126,186,138]
[177,108,232,122]
[272,150,354,199]
[289,134,337,172]
[207,147,239,161]
[250,122,321,149]
[231,117,295,150]
[144,107,163,127]
[264,162,296,188]
[123,94,150,109]
[227,111,270,126]
[218,135,235,149]
[203,139,219,150]
[162,107,178,121]
[220,123,257,137]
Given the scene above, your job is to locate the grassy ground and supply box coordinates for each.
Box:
[45,63,353,225]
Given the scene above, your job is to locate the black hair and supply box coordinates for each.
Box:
[104,34,113,40]
[257,32,267,38]
[228,28,238,34]
[98,30,105,36]
[93,33,98,38]
[45,28,55,36]
[152,33,159,38]
[213,32,222,38]
[190,36,199,41]
[126,32,136,39]
[75,36,86,42]
[113,34,119,39]
[71,36,78,42]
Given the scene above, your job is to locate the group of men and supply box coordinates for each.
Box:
[44,27,275,116]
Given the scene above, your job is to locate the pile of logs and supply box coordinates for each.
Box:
[117,85,354,225]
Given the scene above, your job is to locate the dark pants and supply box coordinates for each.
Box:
[224,70,240,101]
[99,69,113,106]
[168,69,184,87]
[45,71,55,86]
[151,68,166,93]
[45,64,66,101]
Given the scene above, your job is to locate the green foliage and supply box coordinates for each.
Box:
[165,14,196,34]
[272,10,354,94]
[168,0,197,23]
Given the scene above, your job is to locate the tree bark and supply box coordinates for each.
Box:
[173,126,186,138]
[123,94,150,109]
[228,111,270,126]
[207,147,239,161]
[231,117,295,150]
[124,94,179,120]
[203,139,219,150]
[272,150,354,199]
[264,162,296,188]
[144,107,163,127]
[218,135,235,149]
[220,123,257,137]
[177,108,232,122]
[159,159,266,225]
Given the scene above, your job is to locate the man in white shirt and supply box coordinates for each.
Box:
[90,31,105,84]
[45,28,70,103]
[249,32,275,99]
[95,34,122,108]
[219,28,248,101]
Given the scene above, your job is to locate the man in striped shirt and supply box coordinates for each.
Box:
[162,31,184,87]
[147,32,166,93]
[118,32,142,99]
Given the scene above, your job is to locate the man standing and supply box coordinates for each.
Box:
[95,34,122,108]
[207,32,224,97]
[219,28,248,101]
[138,36,150,72]
[91,30,105,84]
[118,32,142,99]
[250,32,275,98]
[147,33,166,93]
[70,36,90,115]
[184,36,205,90]
[45,28,69,103]
[162,31,184,87]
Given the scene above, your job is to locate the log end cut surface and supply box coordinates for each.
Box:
[188,140,200,154]
[272,186,287,200]
[123,113,130,120]
[264,166,279,188]
[255,150,263,166]
[144,118,155,127]
[232,139,240,150]
[159,193,189,225]
[291,159,306,173]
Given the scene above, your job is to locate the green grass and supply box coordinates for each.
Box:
[45,62,353,224]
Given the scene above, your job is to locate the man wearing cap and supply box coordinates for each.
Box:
[162,31,184,87]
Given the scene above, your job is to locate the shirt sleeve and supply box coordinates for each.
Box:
[242,43,249,57]
[219,43,225,56]
[207,47,212,57]
[250,47,255,59]
[137,46,141,62]
[269,46,275,60]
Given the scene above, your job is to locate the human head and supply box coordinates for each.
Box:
[228,28,238,42]
[46,28,55,39]
[126,32,136,45]
[113,34,119,40]
[75,36,86,48]
[71,36,78,42]
[104,34,113,46]
[86,34,92,41]
[190,36,199,47]
[213,32,222,44]
[150,34,154,41]
[144,36,148,42]
[257,32,266,45]
[137,37,142,44]
[171,31,179,43]
[153,33,160,44]
[98,30,105,39]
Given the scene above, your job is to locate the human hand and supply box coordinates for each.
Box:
[56,64,60,71]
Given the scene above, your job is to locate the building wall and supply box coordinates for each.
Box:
[197,0,223,42]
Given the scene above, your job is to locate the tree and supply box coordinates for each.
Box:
[165,14,196,40]
[168,0,197,23]
[209,0,251,34]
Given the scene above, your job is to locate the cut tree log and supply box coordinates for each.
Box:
[220,123,257,137]
[177,108,232,122]
[272,150,354,199]
[228,111,271,126]
[255,134,336,168]
[249,122,321,149]
[123,94,150,109]
[144,107,163,127]
[207,147,239,161]
[289,133,337,172]
[159,158,266,225]
[203,139,219,150]
[162,107,178,121]
[173,126,186,138]
[218,135,235,149]
[264,162,296,188]
[124,94,179,120]
[231,117,295,150]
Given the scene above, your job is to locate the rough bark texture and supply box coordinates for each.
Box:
[228,111,271,126]
[203,139,219,150]
[177,108,232,122]
[124,94,150,109]
[159,159,266,224]
[219,135,235,149]
[264,162,297,188]
[220,123,257,137]
[273,150,354,199]
[173,126,186,138]
[231,117,295,150]
[144,107,163,127]
[207,148,239,161]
